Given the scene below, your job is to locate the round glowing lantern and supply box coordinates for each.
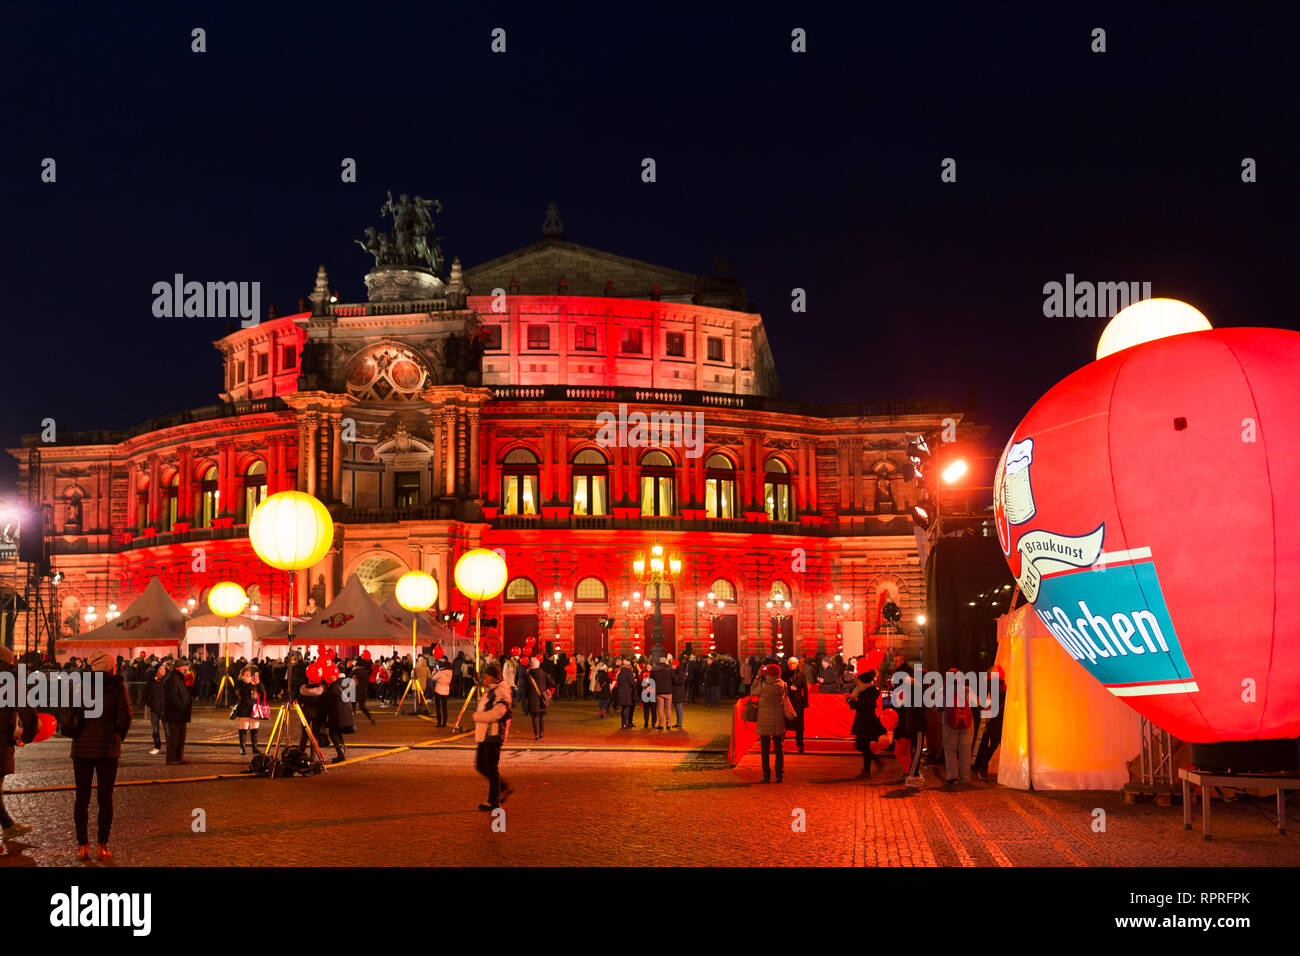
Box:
[453,548,508,602]
[248,491,334,571]
[1096,297,1211,361]
[996,310,1300,768]
[207,581,248,618]
[395,571,439,612]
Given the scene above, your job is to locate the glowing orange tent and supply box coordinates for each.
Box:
[994,602,1142,790]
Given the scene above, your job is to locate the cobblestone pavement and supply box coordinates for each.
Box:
[3,701,1297,867]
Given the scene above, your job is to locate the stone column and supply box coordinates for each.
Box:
[330,415,343,502]
[443,410,457,496]
[469,412,481,498]
[305,416,319,498]
[794,440,807,512]
[297,422,310,492]
[807,441,819,512]
[147,455,161,525]
[541,425,555,503]
[740,435,753,508]
[95,464,109,533]
[555,423,567,503]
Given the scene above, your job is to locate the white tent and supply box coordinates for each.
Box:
[283,574,408,653]
[58,576,185,662]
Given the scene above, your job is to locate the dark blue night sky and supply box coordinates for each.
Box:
[4,3,1297,484]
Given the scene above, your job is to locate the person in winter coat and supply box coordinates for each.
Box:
[650,657,674,732]
[750,663,792,783]
[890,672,927,789]
[522,657,556,739]
[786,662,809,753]
[145,663,167,755]
[639,666,657,728]
[349,656,376,724]
[471,664,514,811]
[704,656,722,706]
[234,666,268,756]
[847,669,886,778]
[0,646,38,841]
[615,660,638,728]
[431,661,454,727]
[594,663,612,718]
[972,665,1006,781]
[670,658,687,729]
[322,670,355,763]
[69,650,132,861]
[941,668,978,788]
[162,660,193,765]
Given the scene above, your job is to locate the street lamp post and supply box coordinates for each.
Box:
[697,591,727,654]
[766,595,793,658]
[824,593,851,656]
[541,590,573,654]
[631,543,681,659]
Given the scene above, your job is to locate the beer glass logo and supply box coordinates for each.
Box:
[994,437,1037,556]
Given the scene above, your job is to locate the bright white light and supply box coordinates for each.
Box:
[916,614,926,626]
[1097,298,1211,360]
[942,460,968,484]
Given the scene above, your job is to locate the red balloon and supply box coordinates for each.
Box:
[33,712,58,743]
[880,709,899,731]
[431,645,444,659]
[510,646,521,657]
[306,661,322,683]
[858,651,884,674]
[998,326,1300,743]
[322,662,339,682]
[362,650,372,661]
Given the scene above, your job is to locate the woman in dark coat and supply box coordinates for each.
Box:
[69,651,132,860]
[594,665,612,718]
[322,670,355,763]
[786,663,809,754]
[0,647,38,840]
[523,659,555,740]
[615,661,637,728]
[847,669,886,778]
[750,663,791,783]
[234,666,267,756]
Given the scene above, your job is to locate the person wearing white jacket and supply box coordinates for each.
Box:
[471,665,514,811]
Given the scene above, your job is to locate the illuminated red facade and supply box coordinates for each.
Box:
[12,213,986,661]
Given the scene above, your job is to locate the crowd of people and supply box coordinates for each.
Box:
[1,641,1006,844]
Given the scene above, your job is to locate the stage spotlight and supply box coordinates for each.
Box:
[910,503,931,529]
[51,570,64,584]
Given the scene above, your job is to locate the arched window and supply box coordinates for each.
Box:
[639,450,675,516]
[769,580,792,603]
[764,457,793,522]
[198,466,219,528]
[575,576,607,602]
[505,577,538,603]
[571,448,609,516]
[501,447,539,516]
[708,578,736,602]
[243,460,267,522]
[704,453,736,519]
[135,475,149,529]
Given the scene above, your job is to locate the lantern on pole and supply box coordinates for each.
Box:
[394,571,438,715]
[448,548,508,731]
[247,490,334,773]
[207,581,247,707]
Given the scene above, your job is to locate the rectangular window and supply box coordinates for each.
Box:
[622,328,644,354]
[575,326,598,351]
[282,345,296,370]
[665,332,685,356]
[503,475,539,515]
[527,325,550,350]
[707,337,724,362]
[572,474,608,516]
[395,471,421,509]
[640,475,674,516]
[705,478,735,519]
[256,352,268,378]
[765,482,791,522]
[483,324,503,350]
[236,361,246,383]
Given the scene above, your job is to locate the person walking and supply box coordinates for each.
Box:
[847,669,886,779]
[68,650,132,861]
[350,655,376,724]
[651,656,674,732]
[941,669,977,789]
[670,658,687,729]
[145,662,167,756]
[564,655,578,701]
[891,672,927,790]
[322,666,355,763]
[705,655,721,707]
[0,646,38,841]
[162,660,193,765]
[523,657,555,740]
[786,660,809,753]
[471,664,514,811]
[750,663,794,783]
[234,666,268,756]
